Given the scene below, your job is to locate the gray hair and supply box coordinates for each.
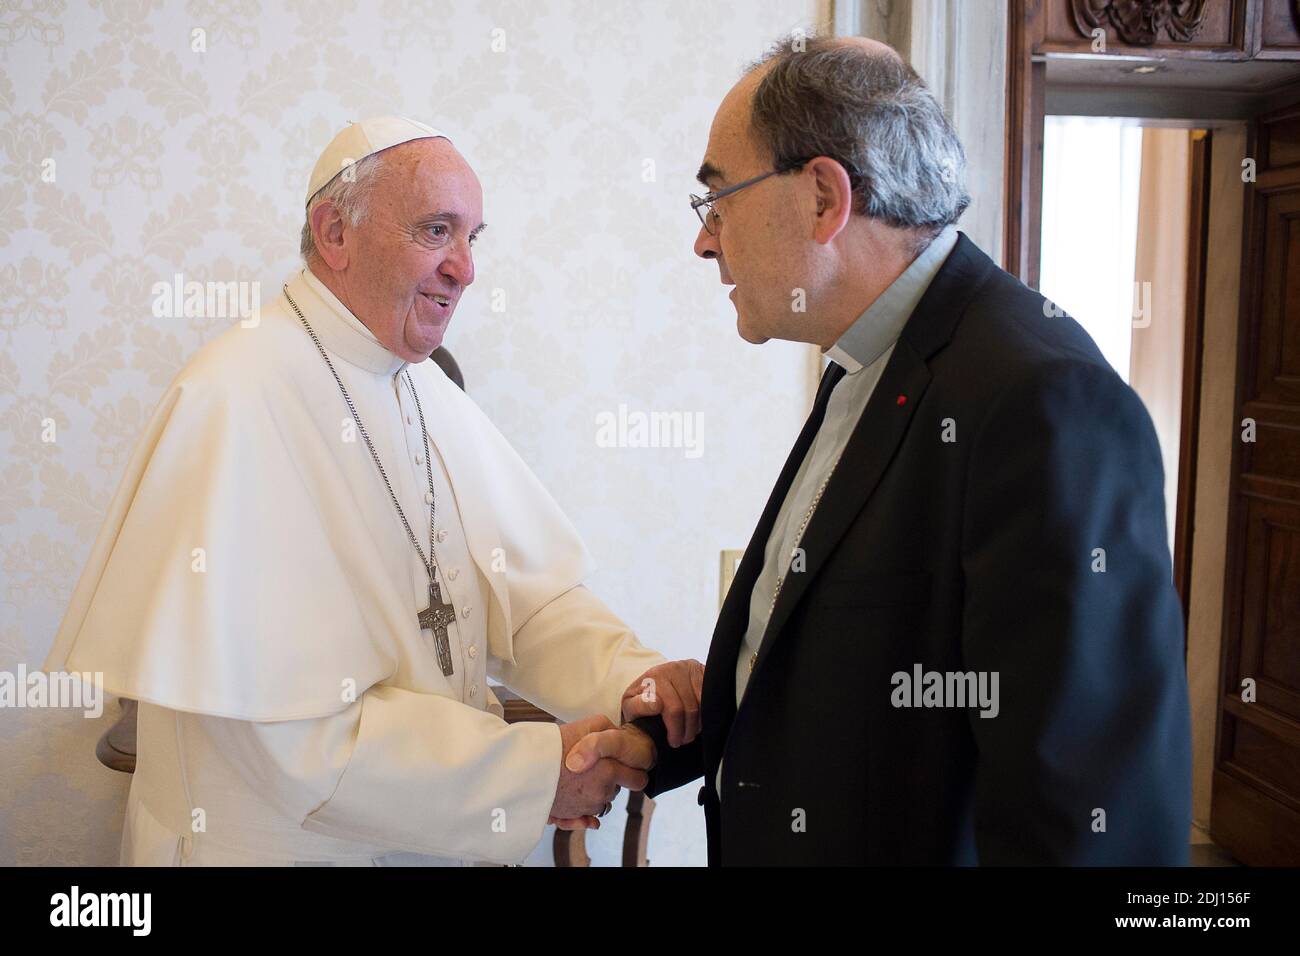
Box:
[747,36,969,236]
[299,152,387,263]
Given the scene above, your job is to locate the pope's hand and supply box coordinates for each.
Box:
[620,659,705,748]
[549,717,656,830]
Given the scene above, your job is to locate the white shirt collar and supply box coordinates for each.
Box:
[824,226,960,374]
[286,268,409,378]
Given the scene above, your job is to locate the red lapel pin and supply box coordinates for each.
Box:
[896,394,907,406]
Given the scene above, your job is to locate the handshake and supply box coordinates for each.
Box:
[548,659,704,830]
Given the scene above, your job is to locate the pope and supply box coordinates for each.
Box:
[45,116,701,866]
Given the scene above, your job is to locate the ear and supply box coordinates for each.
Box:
[805,156,854,245]
[310,200,350,270]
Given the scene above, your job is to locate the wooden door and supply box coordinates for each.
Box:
[1214,96,1300,865]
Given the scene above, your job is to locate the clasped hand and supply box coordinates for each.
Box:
[548,659,704,830]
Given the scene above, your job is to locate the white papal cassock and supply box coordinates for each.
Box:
[45,268,664,866]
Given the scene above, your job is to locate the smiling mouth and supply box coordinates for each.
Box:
[421,292,452,309]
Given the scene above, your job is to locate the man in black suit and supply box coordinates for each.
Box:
[571,36,1191,864]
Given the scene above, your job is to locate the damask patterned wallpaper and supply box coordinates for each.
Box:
[0,0,820,866]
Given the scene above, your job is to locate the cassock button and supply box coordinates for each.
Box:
[448,568,459,580]
[468,644,477,659]
[406,415,413,425]
[424,492,434,505]
[462,606,472,618]
[469,684,477,697]
[436,529,448,542]
[415,455,423,465]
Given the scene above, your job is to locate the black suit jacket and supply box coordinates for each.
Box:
[638,233,1191,865]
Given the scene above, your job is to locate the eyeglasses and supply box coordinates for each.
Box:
[690,166,801,236]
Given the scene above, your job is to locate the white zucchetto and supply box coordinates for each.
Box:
[306,116,449,206]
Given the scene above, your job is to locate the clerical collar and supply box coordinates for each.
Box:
[289,268,409,377]
[824,225,959,374]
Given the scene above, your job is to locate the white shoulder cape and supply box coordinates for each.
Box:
[44,290,593,721]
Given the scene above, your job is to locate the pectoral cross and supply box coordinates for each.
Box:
[419,578,457,676]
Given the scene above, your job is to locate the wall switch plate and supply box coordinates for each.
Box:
[719,549,745,609]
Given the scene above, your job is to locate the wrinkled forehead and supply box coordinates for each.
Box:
[381,138,483,217]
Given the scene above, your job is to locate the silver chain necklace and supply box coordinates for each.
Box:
[283,285,457,676]
[750,466,837,674]
[753,366,847,672]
